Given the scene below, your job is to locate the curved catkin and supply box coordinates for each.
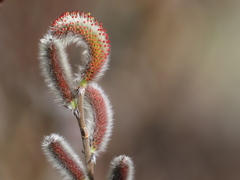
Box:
[42,134,88,180]
[50,11,111,85]
[107,155,134,180]
[84,83,113,157]
[39,34,76,109]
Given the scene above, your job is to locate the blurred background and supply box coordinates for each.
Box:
[1,0,240,179]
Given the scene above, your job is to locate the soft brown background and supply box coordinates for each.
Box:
[1,0,240,180]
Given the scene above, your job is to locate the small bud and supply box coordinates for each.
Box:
[42,134,88,180]
[50,11,111,85]
[39,34,77,109]
[107,155,134,180]
[84,83,113,157]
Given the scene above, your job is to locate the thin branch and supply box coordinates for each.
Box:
[75,87,94,180]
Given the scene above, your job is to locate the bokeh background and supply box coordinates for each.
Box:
[1,0,240,179]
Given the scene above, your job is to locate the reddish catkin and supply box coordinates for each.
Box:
[107,155,134,180]
[50,11,111,84]
[42,134,88,180]
[84,83,113,157]
[39,35,77,109]
[48,43,73,103]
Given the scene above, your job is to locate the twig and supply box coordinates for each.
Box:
[75,87,94,180]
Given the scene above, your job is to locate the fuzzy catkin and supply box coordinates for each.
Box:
[107,155,134,180]
[84,83,113,157]
[39,34,76,108]
[50,11,111,84]
[42,134,88,180]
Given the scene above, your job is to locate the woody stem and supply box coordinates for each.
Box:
[75,88,94,180]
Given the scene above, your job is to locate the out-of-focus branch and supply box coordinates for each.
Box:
[0,0,4,8]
